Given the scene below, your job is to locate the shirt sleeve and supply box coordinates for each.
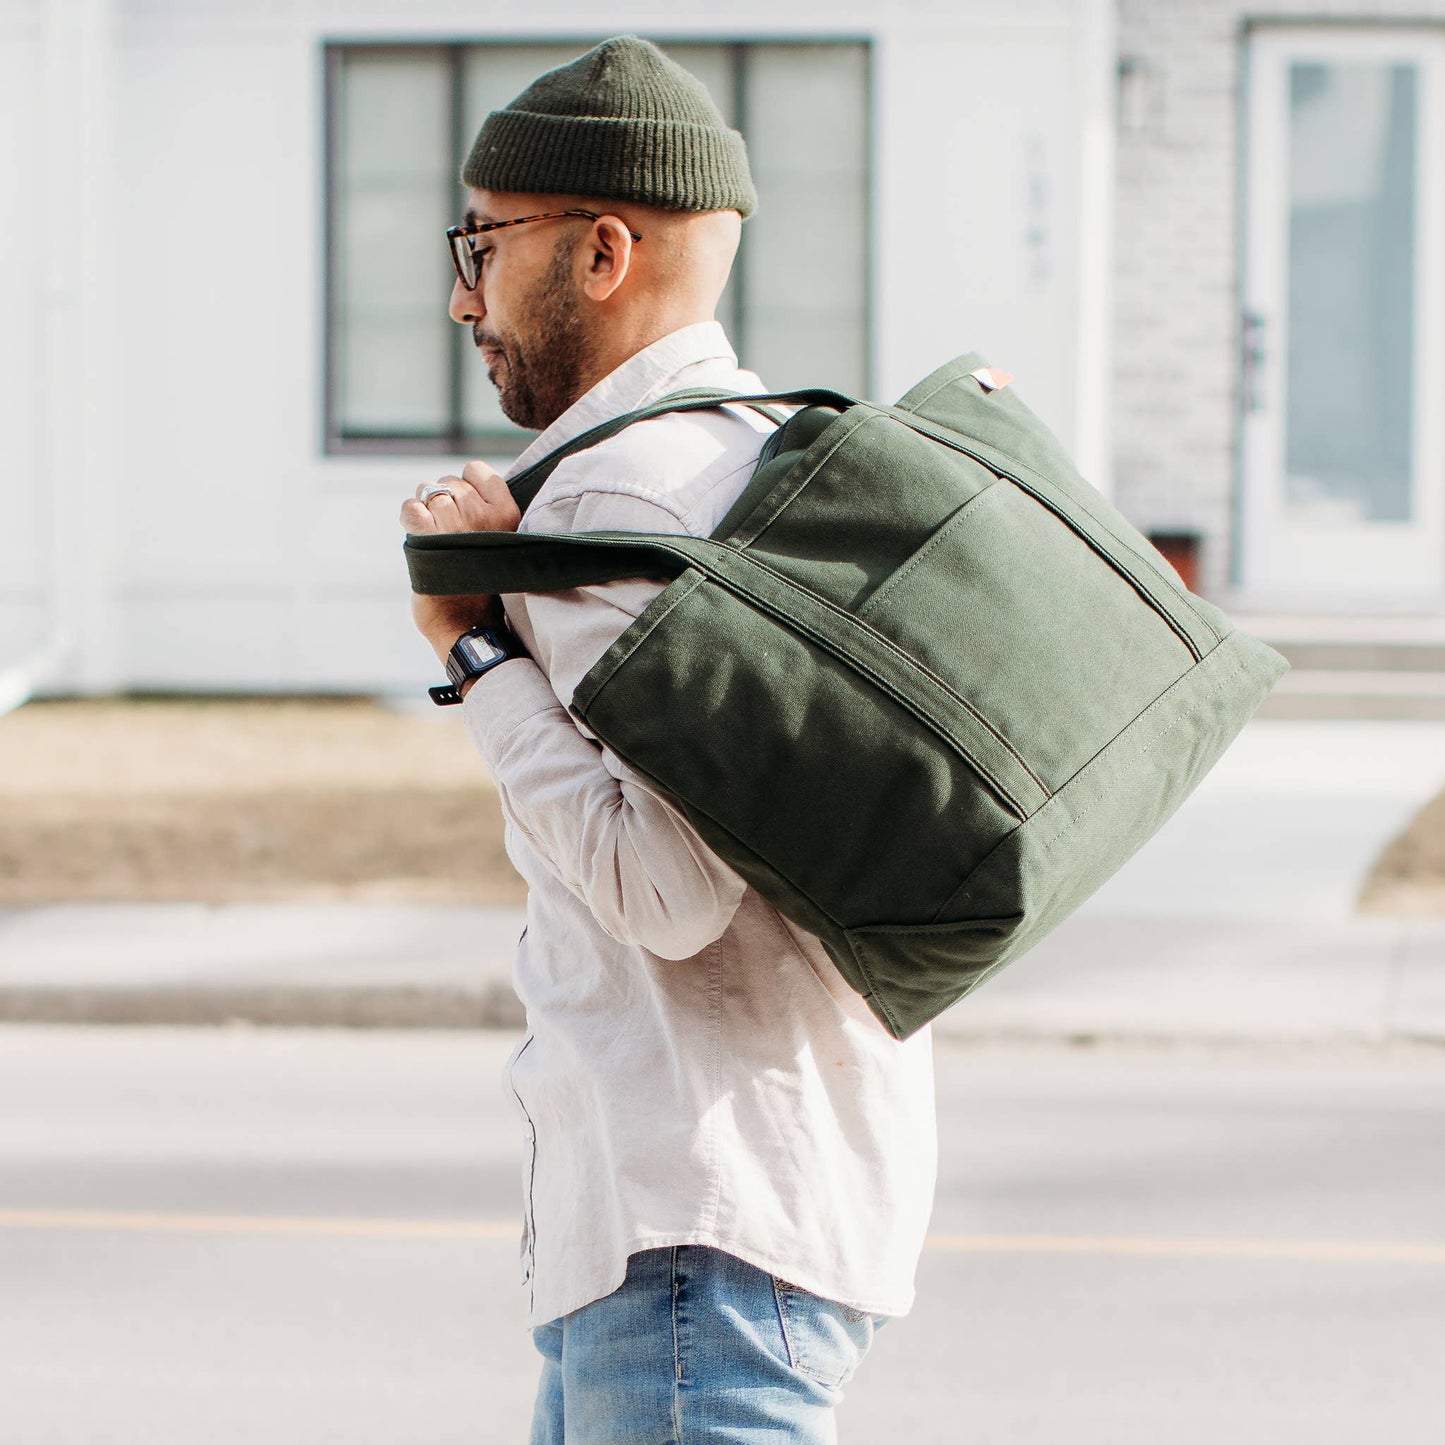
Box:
[459,489,747,961]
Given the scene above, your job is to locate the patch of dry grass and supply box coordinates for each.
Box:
[1359,787,1445,915]
[8,697,1440,915]
[0,698,524,904]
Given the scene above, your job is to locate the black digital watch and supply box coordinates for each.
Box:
[429,623,524,706]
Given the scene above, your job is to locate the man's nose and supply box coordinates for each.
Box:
[449,277,483,325]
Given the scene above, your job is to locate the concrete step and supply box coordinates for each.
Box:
[1228,613,1445,718]
[1257,668,1445,720]
[1269,640,1445,673]
[1231,611,1445,644]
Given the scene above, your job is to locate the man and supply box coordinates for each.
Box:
[399,36,936,1443]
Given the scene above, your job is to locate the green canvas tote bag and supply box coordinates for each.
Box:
[406,353,1289,1040]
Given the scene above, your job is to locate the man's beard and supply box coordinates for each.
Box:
[474,241,593,431]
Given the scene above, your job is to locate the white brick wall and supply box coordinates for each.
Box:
[1113,0,1445,595]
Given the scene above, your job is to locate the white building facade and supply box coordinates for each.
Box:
[6,0,1112,696]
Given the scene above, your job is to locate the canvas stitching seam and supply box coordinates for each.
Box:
[855,482,1005,624]
[728,409,880,548]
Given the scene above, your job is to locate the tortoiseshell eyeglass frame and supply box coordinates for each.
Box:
[445,209,645,290]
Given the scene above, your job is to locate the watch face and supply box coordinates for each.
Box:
[458,633,505,668]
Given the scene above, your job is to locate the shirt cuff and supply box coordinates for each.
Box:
[460,657,563,772]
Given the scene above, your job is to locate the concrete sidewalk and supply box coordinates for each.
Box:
[2,719,1443,1044]
[0,903,530,1030]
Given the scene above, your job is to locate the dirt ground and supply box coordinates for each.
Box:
[2,697,1441,912]
[0,698,524,905]
[1357,787,1445,915]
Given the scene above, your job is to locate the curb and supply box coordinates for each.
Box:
[0,982,526,1031]
[1,906,1440,1045]
[1,982,1440,1049]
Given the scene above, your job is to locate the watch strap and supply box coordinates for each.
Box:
[430,622,523,706]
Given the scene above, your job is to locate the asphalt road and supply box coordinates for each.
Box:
[1,1026,1442,1443]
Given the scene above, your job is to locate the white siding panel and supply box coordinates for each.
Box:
[296,597,437,692]
[119,594,297,692]
[0,24,45,657]
[4,0,1097,693]
[875,25,1082,449]
[111,32,317,598]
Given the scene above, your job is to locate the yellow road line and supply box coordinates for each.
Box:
[922,1232,1445,1264]
[0,1210,516,1240]
[1,1210,1443,1263]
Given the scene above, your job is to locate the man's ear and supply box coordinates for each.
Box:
[581,216,636,302]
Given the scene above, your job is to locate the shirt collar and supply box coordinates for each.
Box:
[505,321,740,480]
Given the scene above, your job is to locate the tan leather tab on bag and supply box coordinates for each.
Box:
[970,367,1015,393]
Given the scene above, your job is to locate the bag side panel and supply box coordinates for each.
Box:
[842,915,1027,1040]
[831,630,1287,1038]
[940,629,1289,941]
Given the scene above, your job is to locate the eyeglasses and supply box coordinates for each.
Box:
[445,209,644,290]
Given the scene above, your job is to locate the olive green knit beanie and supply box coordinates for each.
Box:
[461,36,757,218]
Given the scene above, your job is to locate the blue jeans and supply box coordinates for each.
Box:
[529,1245,884,1444]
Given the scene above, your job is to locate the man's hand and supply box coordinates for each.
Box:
[400,460,523,667]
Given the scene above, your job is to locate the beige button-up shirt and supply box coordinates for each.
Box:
[462,321,937,1328]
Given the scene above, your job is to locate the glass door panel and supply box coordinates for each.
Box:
[1242,30,1445,607]
[1285,61,1416,525]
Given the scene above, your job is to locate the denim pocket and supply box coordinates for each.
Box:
[770,1278,880,1388]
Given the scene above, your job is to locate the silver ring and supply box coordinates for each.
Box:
[419,483,455,504]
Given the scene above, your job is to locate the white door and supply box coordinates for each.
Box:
[1242,28,1445,608]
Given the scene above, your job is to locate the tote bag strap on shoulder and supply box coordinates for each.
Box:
[503,386,857,513]
[406,385,856,595]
